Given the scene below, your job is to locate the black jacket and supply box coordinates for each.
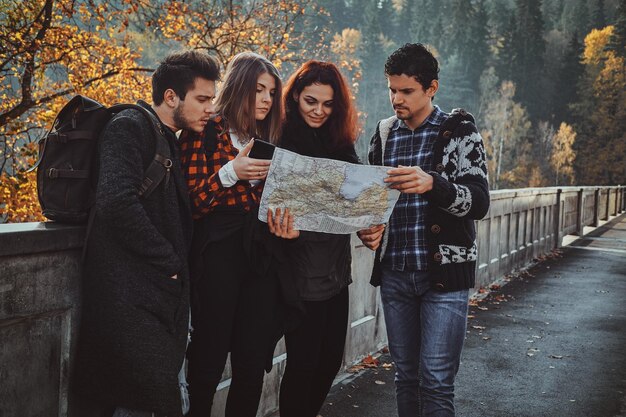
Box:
[280,118,359,301]
[368,109,490,291]
[74,103,193,415]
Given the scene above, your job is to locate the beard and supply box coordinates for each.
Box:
[172,103,194,132]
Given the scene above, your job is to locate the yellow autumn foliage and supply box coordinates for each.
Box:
[1,0,322,223]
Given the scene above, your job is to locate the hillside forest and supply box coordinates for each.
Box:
[1,0,624,222]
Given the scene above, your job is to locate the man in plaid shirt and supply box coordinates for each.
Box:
[358,44,490,417]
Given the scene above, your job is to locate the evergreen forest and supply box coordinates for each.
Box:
[1,0,625,222]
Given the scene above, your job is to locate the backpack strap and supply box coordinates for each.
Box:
[109,102,173,198]
[134,105,172,198]
[378,116,397,163]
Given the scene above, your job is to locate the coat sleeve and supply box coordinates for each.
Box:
[424,121,490,220]
[95,114,182,277]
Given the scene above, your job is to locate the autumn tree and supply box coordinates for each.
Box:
[0,0,153,222]
[533,120,556,187]
[551,122,576,185]
[1,0,321,222]
[481,81,532,189]
[153,0,322,72]
[572,25,626,184]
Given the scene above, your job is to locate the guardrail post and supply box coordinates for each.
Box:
[605,187,611,220]
[593,188,600,226]
[554,188,562,248]
[576,188,584,236]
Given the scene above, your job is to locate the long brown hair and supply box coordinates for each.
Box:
[215,52,282,143]
[282,60,359,148]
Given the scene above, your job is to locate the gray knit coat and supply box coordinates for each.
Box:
[74,105,192,416]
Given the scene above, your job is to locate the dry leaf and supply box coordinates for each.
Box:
[527,348,540,357]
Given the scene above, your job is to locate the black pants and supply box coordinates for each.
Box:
[279,287,349,417]
[186,231,278,417]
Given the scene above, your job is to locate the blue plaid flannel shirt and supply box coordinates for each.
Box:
[383,105,447,271]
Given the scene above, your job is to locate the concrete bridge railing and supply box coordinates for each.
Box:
[0,185,624,417]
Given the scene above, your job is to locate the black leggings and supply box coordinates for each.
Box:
[279,287,349,417]
[186,231,278,417]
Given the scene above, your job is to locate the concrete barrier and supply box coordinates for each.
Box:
[0,185,624,417]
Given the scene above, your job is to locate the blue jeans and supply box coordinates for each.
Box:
[380,268,469,417]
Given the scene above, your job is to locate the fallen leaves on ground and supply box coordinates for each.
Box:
[361,355,379,367]
[347,354,380,373]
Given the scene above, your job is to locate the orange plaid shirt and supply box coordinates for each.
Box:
[179,115,263,219]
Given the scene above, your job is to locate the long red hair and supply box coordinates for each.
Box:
[282,61,359,148]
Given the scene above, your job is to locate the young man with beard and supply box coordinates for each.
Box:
[74,50,219,417]
[357,43,490,417]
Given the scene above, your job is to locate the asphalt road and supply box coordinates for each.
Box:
[318,213,626,417]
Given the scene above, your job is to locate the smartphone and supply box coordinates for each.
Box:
[248,138,276,160]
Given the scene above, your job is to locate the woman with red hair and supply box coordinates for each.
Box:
[268,60,360,417]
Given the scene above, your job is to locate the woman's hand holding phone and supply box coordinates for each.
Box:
[233,139,272,180]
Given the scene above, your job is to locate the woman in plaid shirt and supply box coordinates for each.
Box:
[179,52,283,417]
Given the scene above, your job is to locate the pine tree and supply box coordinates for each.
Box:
[446,0,473,55]
[438,53,475,111]
[360,0,386,75]
[441,0,489,111]
[608,0,626,58]
[542,0,564,30]
[510,0,546,119]
[553,32,584,125]
[590,0,606,30]
[409,0,444,48]
[561,0,590,34]
[467,0,491,89]
[495,12,517,83]
[392,0,415,45]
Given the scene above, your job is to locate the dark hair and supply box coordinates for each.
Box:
[385,43,439,90]
[283,60,359,148]
[152,50,220,105]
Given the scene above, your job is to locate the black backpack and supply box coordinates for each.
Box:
[32,95,173,223]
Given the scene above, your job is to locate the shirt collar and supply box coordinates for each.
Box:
[392,105,446,131]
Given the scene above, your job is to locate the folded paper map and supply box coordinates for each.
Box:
[259,148,400,234]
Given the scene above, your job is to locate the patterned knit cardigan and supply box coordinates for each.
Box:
[368,109,490,291]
